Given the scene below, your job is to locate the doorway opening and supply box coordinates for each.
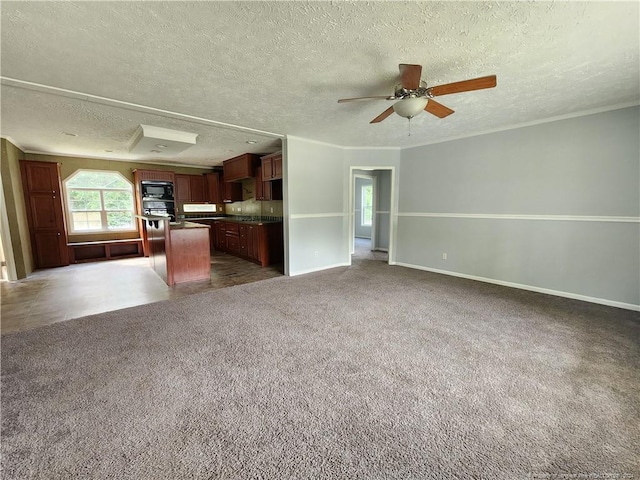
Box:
[349,167,394,264]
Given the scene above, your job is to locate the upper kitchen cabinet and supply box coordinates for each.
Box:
[223,153,261,182]
[255,165,282,201]
[190,175,206,203]
[261,152,282,181]
[175,174,206,204]
[205,172,230,212]
[174,174,191,203]
[134,169,175,183]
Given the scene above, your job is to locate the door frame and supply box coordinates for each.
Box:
[352,173,376,253]
[348,166,395,265]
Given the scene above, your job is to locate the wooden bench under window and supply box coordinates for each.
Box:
[68,239,143,263]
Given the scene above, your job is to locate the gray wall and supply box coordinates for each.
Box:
[396,106,640,308]
[285,137,348,275]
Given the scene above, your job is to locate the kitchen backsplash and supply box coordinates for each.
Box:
[224,178,283,217]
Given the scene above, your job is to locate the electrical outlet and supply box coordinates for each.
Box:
[442,253,447,260]
[314,250,319,258]
[270,207,274,213]
[237,207,241,212]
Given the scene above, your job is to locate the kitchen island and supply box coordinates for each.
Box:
[137,215,211,286]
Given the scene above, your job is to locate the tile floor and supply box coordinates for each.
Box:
[1,251,283,335]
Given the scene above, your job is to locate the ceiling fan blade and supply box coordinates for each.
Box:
[424,99,455,118]
[399,64,422,90]
[370,106,395,124]
[430,75,497,97]
[337,96,390,103]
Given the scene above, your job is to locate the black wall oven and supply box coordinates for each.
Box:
[141,181,175,221]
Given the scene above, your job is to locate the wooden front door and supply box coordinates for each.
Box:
[20,161,69,268]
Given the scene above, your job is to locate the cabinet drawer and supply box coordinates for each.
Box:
[226,234,240,253]
[225,222,239,234]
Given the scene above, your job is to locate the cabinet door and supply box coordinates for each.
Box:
[223,153,260,182]
[20,161,69,268]
[214,222,226,251]
[174,174,191,203]
[247,225,259,261]
[205,172,222,203]
[190,175,206,202]
[261,157,273,181]
[238,224,248,257]
[255,166,272,201]
[272,155,283,179]
[261,152,282,180]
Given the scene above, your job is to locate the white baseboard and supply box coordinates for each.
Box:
[289,262,350,277]
[394,262,640,312]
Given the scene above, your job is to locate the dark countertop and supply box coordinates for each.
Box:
[181,216,283,226]
[169,221,210,230]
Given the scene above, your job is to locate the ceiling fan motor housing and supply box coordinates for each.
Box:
[393,82,432,100]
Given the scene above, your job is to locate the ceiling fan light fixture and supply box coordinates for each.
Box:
[393,97,428,119]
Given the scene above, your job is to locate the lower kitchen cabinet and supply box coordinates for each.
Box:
[214,220,282,267]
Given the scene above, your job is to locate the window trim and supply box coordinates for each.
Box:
[63,169,137,235]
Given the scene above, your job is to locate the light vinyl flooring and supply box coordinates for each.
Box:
[1,251,283,335]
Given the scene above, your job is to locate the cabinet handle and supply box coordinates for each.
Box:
[57,232,61,236]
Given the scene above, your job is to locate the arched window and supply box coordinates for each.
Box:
[64,170,136,233]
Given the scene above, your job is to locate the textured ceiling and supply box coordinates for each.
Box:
[1,1,638,167]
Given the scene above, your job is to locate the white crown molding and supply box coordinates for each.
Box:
[402,102,640,151]
[285,135,345,149]
[395,262,640,311]
[0,135,27,152]
[23,149,212,170]
[1,76,284,139]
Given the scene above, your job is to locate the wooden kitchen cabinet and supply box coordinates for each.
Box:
[20,160,69,268]
[190,175,206,202]
[223,153,261,182]
[175,174,206,203]
[133,169,175,183]
[213,221,227,251]
[174,174,191,203]
[261,152,282,181]
[246,224,259,261]
[225,222,241,255]
[239,224,260,261]
[255,165,282,201]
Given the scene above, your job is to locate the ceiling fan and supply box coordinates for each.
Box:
[338,64,497,124]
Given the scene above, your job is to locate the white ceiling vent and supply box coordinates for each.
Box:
[129,125,198,156]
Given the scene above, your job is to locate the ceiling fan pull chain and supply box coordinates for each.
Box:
[408,117,412,136]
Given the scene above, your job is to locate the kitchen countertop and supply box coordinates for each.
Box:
[181,216,283,226]
[169,221,210,230]
[135,215,210,229]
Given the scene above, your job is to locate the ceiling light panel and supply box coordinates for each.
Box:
[129,124,198,156]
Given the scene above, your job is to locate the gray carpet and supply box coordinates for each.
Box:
[2,259,639,479]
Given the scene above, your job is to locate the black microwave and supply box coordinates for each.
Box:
[141,181,174,200]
